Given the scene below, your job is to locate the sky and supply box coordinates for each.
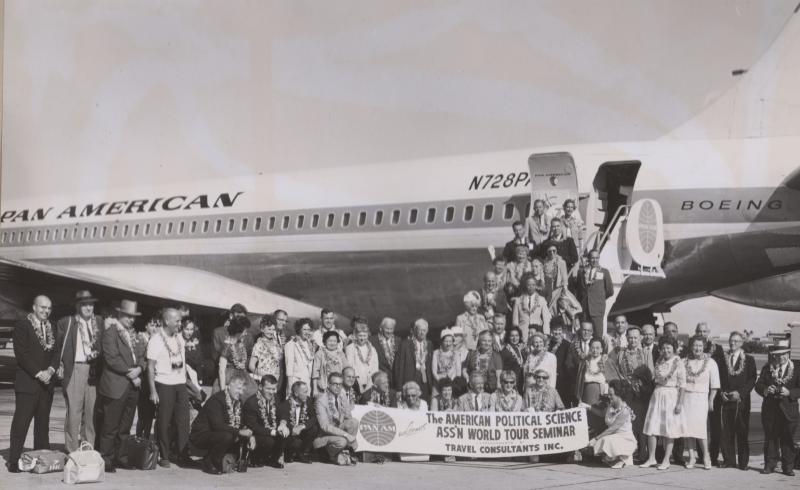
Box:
[2,0,799,336]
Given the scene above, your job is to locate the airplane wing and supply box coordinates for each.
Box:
[0,256,325,320]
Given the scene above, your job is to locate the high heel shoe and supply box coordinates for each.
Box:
[639,461,657,468]
[657,463,670,470]
[685,460,696,469]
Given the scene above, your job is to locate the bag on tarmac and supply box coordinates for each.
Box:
[63,442,104,484]
[119,435,159,470]
[18,449,67,474]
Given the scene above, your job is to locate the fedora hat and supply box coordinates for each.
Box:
[74,290,98,304]
[116,299,141,317]
[769,344,790,356]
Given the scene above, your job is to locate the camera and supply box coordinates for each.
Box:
[171,360,184,370]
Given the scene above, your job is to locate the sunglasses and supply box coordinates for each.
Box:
[502,381,516,385]
[534,376,549,380]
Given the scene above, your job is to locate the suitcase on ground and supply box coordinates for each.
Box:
[64,442,104,484]
[19,449,67,474]
[119,435,159,470]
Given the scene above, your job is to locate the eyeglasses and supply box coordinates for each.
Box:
[502,381,516,385]
[534,376,549,380]
[329,382,343,386]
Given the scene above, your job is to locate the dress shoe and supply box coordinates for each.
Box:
[157,459,171,468]
[202,458,222,475]
[269,458,285,469]
[762,467,775,475]
[284,453,295,464]
[739,465,748,471]
[105,465,117,473]
[783,469,796,477]
[6,462,21,473]
[297,453,312,464]
[719,462,731,469]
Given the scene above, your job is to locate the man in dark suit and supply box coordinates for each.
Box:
[755,344,800,476]
[576,250,614,338]
[277,380,318,463]
[641,324,658,361]
[563,321,594,408]
[479,271,510,318]
[7,295,57,473]
[502,220,535,262]
[695,322,726,465]
[393,319,434,398]
[51,290,104,453]
[370,317,400,388]
[718,331,757,470]
[191,373,255,474]
[243,374,287,468]
[549,323,572,408]
[97,300,147,472]
[537,217,579,271]
[360,371,399,407]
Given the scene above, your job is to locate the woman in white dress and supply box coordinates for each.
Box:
[432,329,460,395]
[590,379,637,468]
[455,291,489,350]
[344,321,379,393]
[681,335,720,470]
[640,336,686,470]
[284,318,315,398]
[523,333,557,389]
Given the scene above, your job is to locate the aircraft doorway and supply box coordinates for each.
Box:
[591,161,641,236]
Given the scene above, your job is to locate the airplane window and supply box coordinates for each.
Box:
[409,208,418,224]
[375,210,384,226]
[464,205,474,222]
[282,216,290,230]
[268,216,276,231]
[1,232,6,244]
[27,231,32,242]
[358,211,367,227]
[426,208,436,223]
[483,204,494,220]
[504,203,514,220]
[122,225,129,237]
[326,213,335,228]
[228,219,235,232]
[82,228,88,239]
[93,227,98,239]
[215,220,222,233]
[254,217,262,231]
[190,221,197,234]
[44,230,50,241]
[35,230,41,242]
[297,215,305,229]
[342,212,351,227]
[9,232,15,243]
[391,209,400,225]
[524,201,531,218]
[202,221,209,233]
[144,223,151,236]
[133,224,140,236]
[112,225,118,238]
[178,222,185,234]
[240,218,248,232]
[101,226,107,238]
[155,223,162,235]
[312,214,320,228]
[445,206,454,223]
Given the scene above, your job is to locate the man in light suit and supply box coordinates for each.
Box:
[576,250,614,338]
[7,295,57,473]
[51,290,104,453]
[314,372,359,465]
[98,300,147,472]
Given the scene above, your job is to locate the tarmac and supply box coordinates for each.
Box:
[0,350,796,489]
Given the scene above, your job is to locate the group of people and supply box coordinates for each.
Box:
[5,200,800,477]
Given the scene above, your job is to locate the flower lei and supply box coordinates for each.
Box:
[607,403,635,424]
[226,391,242,429]
[256,390,277,430]
[414,339,428,373]
[161,331,184,369]
[548,337,563,354]
[571,338,590,362]
[436,395,455,411]
[328,393,345,425]
[76,315,101,359]
[586,355,605,376]
[471,350,492,375]
[290,397,308,427]
[436,349,456,374]
[654,356,680,386]
[185,337,199,352]
[526,350,546,373]
[294,338,314,365]
[685,354,710,384]
[323,348,344,373]
[28,314,55,351]
[505,343,524,368]
[770,360,794,386]
[227,338,248,370]
[525,386,556,412]
[726,351,745,377]
[496,391,520,412]
[620,348,645,379]
[345,386,358,405]
[355,342,374,366]
[369,388,391,407]
[378,334,396,366]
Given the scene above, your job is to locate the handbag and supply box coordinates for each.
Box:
[56,317,74,380]
[19,449,67,474]
[63,442,104,484]
[119,435,159,470]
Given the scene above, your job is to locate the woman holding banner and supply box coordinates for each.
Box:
[491,370,524,412]
[431,378,457,412]
[589,379,637,469]
[640,336,686,470]
[523,370,564,412]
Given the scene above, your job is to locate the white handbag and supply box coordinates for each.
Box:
[63,442,105,484]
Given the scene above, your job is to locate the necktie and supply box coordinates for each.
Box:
[474,394,479,410]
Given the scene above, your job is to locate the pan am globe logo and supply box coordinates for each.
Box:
[637,200,657,254]
[359,410,397,446]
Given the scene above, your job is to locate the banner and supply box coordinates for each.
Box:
[352,406,588,458]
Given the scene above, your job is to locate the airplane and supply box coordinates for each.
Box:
[0,6,799,339]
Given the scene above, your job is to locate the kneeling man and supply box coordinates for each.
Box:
[244,374,288,468]
[314,372,359,465]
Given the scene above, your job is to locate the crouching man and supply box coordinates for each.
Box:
[314,372,359,466]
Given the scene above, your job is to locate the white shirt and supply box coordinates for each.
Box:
[146,331,186,385]
[74,316,92,363]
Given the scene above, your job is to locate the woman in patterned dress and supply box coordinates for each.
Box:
[431,378,457,412]
[217,316,258,400]
[311,330,348,397]
[344,322,379,393]
[523,370,564,412]
[575,338,612,406]
[640,336,686,470]
[455,291,489,351]
[524,333,557,390]
[491,370,524,412]
[432,328,460,396]
[589,379,637,469]
[561,198,585,255]
[249,316,285,392]
[501,327,527,394]
[463,330,503,393]
[284,318,315,398]
[681,335,720,470]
